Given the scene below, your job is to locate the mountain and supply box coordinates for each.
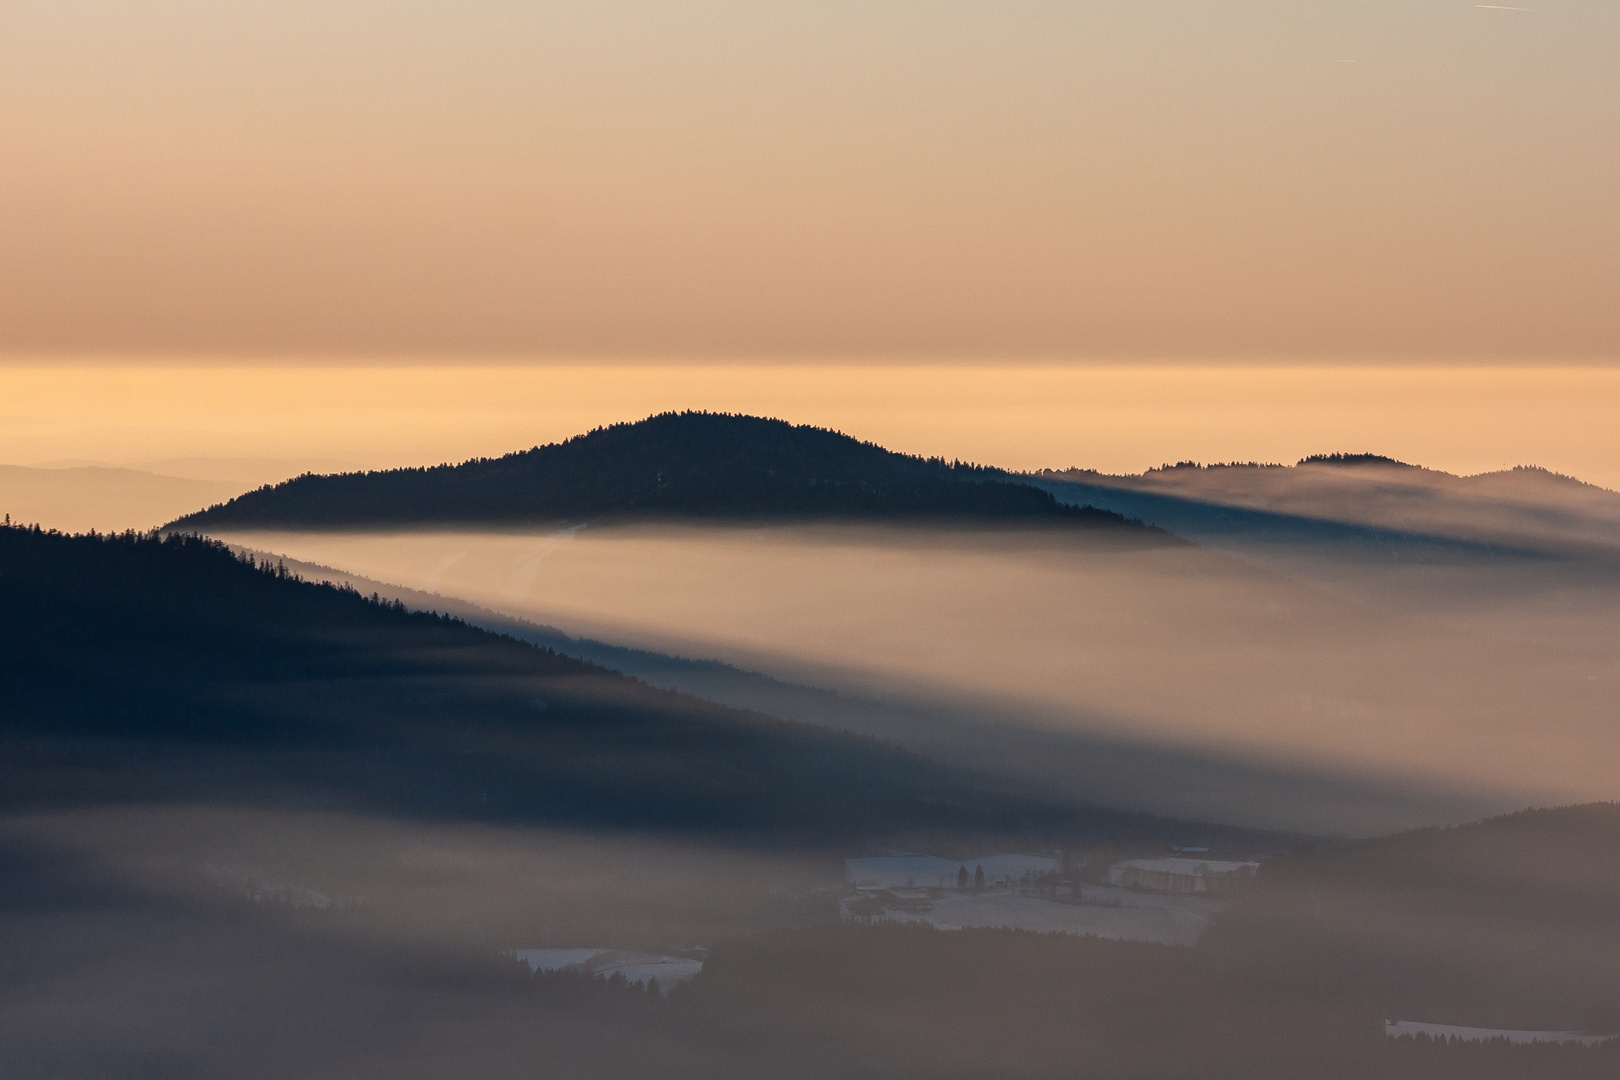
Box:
[1210,803,1620,1033]
[165,412,1167,535]
[31,456,363,486]
[0,464,247,535]
[0,523,1232,846]
[1032,457,1620,560]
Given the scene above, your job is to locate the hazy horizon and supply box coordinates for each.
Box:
[5,363,1620,495]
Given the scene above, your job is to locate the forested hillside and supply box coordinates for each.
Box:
[1210,804,1620,1032]
[0,523,1206,844]
[166,412,1168,533]
[4,532,1612,1080]
[1035,454,1620,560]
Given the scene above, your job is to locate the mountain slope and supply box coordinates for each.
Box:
[166,412,1166,534]
[1035,457,1620,560]
[1211,804,1620,1032]
[0,524,1232,846]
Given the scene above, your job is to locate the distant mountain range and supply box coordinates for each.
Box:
[1033,456,1620,560]
[0,464,246,535]
[166,412,1168,536]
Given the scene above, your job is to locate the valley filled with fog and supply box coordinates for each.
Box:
[10,423,1620,1078]
[212,507,1620,836]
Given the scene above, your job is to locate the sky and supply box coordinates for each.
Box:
[2,3,1617,485]
[5,363,1620,487]
[2,1,1617,359]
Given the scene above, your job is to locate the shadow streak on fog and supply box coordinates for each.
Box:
[208,521,1620,836]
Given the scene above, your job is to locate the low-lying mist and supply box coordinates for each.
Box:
[1034,460,1620,657]
[9,804,1620,1080]
[1050,459,1620,562]
[4,806,836,957]
[0,806,831,1079]
[208,523,1620,834]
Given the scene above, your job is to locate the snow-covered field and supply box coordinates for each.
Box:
[843,884,1219,947]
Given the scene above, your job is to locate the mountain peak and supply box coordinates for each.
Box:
[166,412,1169,536]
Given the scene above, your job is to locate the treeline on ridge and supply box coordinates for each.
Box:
[166,412,1169,532]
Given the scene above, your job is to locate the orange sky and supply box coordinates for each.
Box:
[4,363,1619,489]
[2,2,1617,358]
[5,5,1616,487]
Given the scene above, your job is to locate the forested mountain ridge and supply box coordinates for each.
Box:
[0,524,1227,844]
[1035,455,1620,560]
[165,412,1168,533]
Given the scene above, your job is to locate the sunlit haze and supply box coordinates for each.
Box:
[3,1,1617,358]
[4,363,1619,493]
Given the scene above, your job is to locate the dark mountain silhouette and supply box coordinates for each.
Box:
[0,523,1242,846]
[165,412,1168,534]
[1297,453,1415,468]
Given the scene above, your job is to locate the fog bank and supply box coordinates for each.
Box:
[210,524,1620,833]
